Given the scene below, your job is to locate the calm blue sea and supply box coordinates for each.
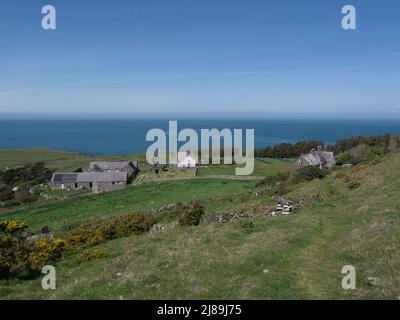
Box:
[0,119,399,155]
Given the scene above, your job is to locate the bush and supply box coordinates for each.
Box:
[240,220,255,234]
[255,140,323,158]
[14,189,37,204]
[0,162,52,187]
[348,180,362,190]
[65,213,152,249]
[334,171,346,179]
[177,201,205,226]
[0,221,64,276]
[27,238,65,271]
[255,170,291,188]
[0,186,13,201]
[292,166,327,183]
[336,152,354,166]
[80,249,106,262]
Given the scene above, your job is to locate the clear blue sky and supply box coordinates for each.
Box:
[1,0,400,118]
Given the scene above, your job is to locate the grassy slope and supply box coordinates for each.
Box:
[0,179,255,234]
[1,150,400,299]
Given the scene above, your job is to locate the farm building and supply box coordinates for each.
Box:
[177,151,197,168]
[88,161,138,179]
[51,160,138,193]
[298,149,335,169]
[51,172,128,193]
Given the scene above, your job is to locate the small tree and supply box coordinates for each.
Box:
[177,201,204,226]
[0,186,13,202]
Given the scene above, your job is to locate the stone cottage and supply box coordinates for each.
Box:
[51,160,139,193]
[51,172,128,193]
[88,161,138,180]
[298,148,335,169]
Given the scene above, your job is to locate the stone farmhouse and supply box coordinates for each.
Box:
[51,161,138,193]
[298,148,335,169]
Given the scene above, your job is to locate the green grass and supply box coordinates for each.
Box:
[0,179,255,234]
[0,148,148,172]
[196,158,294,177]
[2,148,400,299]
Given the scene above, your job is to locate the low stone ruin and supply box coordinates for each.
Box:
[202,209,248,223]
[265,199,305,216]
[150,221,179,233]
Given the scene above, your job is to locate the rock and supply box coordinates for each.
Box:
[262,269,269,274]
[342,164,354,168]
[365,277,380,286]
[265,199,297,216]
[26,233,54,243]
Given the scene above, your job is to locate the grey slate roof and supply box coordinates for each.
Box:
[52,172,127,183]
[298,151,335,168]
[88,161,137,171]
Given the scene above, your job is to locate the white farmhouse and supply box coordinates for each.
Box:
[177,151,197,168]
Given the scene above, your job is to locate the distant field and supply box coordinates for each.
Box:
[196,158,295,177]
[0,148,148,172]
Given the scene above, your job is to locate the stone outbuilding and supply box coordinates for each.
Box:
[298,148,335,169]
[51,172,128,193]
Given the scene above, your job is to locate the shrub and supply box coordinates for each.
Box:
[255,140,323,158]
[291,166,327,183]
[80,249,106,262]
[177,201,204,226]
[240,220,255,234]
[65,213,152,249]
[27,238,65,271]
[334,171,346,179]
[348,180,362,190]
[255,170,291,188]
[336,152,354,166]
[349,144,369,164]
[0,186,13,201]
[0,221,64,276]
[0,162,52,187]
[14,189,37,204]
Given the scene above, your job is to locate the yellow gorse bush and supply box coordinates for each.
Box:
[0,220,28,233]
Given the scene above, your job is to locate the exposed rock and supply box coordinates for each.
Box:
[26,232,54,243]
[216,209,247,223]
[265,199,305,216]
[203,209,247,223]
[150,221,178,233]
[342,164,354,168]
[365,277,380,286]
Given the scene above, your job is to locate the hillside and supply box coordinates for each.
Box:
[1,147,400,299]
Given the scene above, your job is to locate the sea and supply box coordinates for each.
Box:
[0,119,399,155]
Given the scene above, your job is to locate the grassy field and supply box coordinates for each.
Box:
[196,158,294,177]
[0,179,255,234]
[1,148,400,299]
[0,148,148,172]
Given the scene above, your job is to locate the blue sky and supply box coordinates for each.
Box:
[1,0,400,118]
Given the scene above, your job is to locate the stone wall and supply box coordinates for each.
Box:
[92,182,126,194]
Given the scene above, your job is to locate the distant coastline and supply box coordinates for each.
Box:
[0,119,399,156]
